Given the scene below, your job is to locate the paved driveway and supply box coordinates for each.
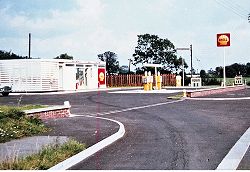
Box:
[0,88,249,170]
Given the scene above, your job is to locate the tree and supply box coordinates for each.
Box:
[246,63,250,76]
[55,53,73,60]
[98,51,119,75]
[0,50,28,60]
[215,66,223,77]
[132,34,188,73]
[200,69,207,78]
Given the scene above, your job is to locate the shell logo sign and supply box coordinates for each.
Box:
[217,33,230,47]
[98,68,106,85]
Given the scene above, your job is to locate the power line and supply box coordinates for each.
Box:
[221,0,249,15]
[214,0,248,20]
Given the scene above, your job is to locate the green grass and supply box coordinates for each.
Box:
[0,105,50,143]
[167,94,184,100]
[0,105,46,112]
[216,77,250,86]
[0,139,85,170]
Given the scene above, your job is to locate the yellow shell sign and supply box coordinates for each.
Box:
[99,72,105,81]
[217,33,230,47]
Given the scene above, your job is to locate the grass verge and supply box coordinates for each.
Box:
[0,139,85,170]
[167,94,184,100]
[0,105,47,111]
[0,105,49,143]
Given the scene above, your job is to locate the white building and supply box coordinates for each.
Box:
[0,59,106,92]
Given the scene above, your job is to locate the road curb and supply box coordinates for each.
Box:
[216,127,250,170]
[187,85,246,97]
[48,115,125,170]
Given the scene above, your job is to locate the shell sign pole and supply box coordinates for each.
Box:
[98,68,106,88]
[217,33,230,87]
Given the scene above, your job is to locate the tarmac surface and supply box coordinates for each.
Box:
[0,87,249,170]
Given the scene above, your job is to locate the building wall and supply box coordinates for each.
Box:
[0,59,106,92]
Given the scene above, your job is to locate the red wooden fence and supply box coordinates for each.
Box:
[106,74,176,87]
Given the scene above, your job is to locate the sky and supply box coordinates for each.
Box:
[0,0,249,72]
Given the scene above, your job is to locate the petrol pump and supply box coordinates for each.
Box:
[148,71,153,91]
[143,71,149,91]
[156,71,162,90]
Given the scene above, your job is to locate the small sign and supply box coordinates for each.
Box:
[235,75,243,85]
[191,77,202,88]
[98,68,106,85]
[217,33,230,47]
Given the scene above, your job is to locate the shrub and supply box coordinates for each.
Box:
[0,106,49,143]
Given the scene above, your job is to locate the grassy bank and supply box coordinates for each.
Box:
[0,105,49,143]
[0,139,85,170]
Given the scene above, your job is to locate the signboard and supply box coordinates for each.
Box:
[98,68,106,85]
[235,75,243,85]
[191,77,202,88]
[217,33,230,47]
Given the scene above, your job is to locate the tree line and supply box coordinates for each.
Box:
[0,50,74,60]
[0,50,28,60]
[200,63,250,78]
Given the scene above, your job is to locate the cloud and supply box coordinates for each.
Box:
[0,0,249,70]
[0,0,114,59]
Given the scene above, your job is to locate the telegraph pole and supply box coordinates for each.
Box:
[128,58,132,73]
[175,47,190,86]
[190,44,193,78]
[28,33,31,59]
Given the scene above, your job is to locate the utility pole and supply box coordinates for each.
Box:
[175,47,190,87]
[128,58,132,73]
[28,33,31,59]
[181,56,185,86]
[190,44,193,78]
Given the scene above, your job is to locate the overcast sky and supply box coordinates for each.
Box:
[0,0,249,72]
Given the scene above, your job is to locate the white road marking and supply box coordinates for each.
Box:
[216,127,250,170]
[81,99,185,117]
[189,97,250,101]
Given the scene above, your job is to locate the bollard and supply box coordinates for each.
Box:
[156,71,162,90]
[143,71,149,91]
[64,101,70,106]
[183,89,187,98]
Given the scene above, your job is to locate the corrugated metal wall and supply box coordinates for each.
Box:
[0,60,59,92]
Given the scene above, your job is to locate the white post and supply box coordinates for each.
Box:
[182,58,184,87]
[223,47,226,88]
[155,67,157,89]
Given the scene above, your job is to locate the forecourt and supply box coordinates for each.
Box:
[0,88,249,170]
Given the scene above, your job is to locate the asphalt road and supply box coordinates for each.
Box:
[0,88,249,170]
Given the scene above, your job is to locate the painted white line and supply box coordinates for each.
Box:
[89,99,184,116]
[189,97,250,101]
[216,127,250,170]
[49,115,125,170]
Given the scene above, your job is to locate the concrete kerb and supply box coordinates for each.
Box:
[48,114,125,170]
[187,85,246,98]
[11,87,142,96]
[216,127,250,170]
